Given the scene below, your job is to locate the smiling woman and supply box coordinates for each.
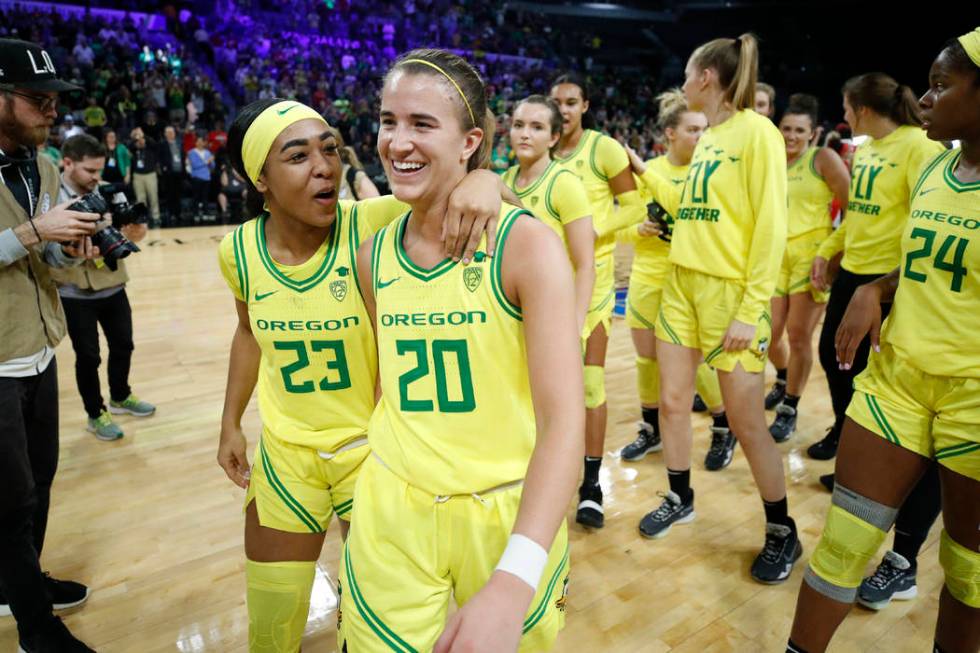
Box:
[214,97,509,653]
[340,49,584,653]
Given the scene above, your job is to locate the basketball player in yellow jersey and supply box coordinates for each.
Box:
[617,90,736,472]
[504,95,595,333]
[215,98,509,653]
[765,94,850,443]
[804,74,946,466]
[789,32,980,653]
[550,73,647,529]
[636,34,802,584]
[339,49,583,653]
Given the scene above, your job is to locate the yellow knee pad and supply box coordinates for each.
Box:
[636,357,659,406]
[694,363,722,411]
[806,484,897,603]
[584,365,606,409]
[939,529,980,608]
[247,560,316,653]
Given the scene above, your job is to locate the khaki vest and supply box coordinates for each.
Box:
[0,154,67,360]
[50,255,129,290]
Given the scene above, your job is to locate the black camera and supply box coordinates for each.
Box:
[646,200,673,243]
[67,191,146,270]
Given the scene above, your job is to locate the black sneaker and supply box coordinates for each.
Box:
[858,550,918,610]
[764,380,786,410]
[819,473,835,492]
[769,404,797,442]
[638,490,695,539]
[807,426,841,460]
[576,483,604,529]
[621,422,662,461]
[18,616,95,653]
[692,393,708,413]
[750,520,803,584]
[704,426,737,471]
[0,574,89,617]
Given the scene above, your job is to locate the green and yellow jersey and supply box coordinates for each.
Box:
[218,196,405,452]
[501,160,591,256]
[787,147,834,240]
[640,109,788,324]
[367,205,537,496]
[881,148,980,378]
[817,125,946,274]
[554,128,632,261]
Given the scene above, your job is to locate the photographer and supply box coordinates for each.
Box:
[0,38,99,653]
[52,134,154,442]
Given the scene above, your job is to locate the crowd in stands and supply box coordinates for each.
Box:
[3,0,774,226]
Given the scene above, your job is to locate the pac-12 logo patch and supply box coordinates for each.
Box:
[531,195,539,207]
[330,279,348,302]
[463,267,482,292]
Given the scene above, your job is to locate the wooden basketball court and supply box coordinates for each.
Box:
[0,226,943,652]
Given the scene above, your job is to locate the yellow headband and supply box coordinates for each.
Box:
[241,101,328,185]
[402,58,476,127]
[959,28,980,68]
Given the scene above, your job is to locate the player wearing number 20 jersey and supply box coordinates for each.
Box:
[848,147,980,480]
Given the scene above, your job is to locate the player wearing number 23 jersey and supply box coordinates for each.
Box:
[848,147,980,480]
[218,196,404,531]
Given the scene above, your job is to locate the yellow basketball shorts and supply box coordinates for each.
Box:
[626,280,663,331]
[775,229,830,303]
[847,344,980,481]
[584,254,615,339]
[656,266,772,374]
[244,430,368,533]
[339,455,570,652]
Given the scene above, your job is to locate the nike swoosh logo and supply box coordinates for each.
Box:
[377,277,400,289]
[254,290,278,301]
[277,105,297,116]
[918,187,937,196]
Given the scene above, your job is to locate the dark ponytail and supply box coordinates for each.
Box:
[842,73,922,127]
[227,97,286,218]
[551,72,595,129]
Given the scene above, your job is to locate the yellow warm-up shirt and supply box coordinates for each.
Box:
[621,155,682,287]
[817,125,946,274]
[640,109,788,324]
[217,196,405,451]
[882,148,980,378]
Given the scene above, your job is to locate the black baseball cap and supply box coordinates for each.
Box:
[0,38,81,92]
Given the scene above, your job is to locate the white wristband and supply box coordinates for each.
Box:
[495,534,548,591]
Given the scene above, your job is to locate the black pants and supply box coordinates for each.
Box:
[0,359,59,637]
[160,172,183,226]
[893,462,942,564]
[817,268,893,431]
[62,290,134,420]
[190,178,210,215]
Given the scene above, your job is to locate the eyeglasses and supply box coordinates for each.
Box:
[0,88,58,113]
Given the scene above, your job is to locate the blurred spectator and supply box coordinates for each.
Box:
[101,130,131,187]
[82,96,107,140]
[129,128,160,227]
[186,133,215,221]
[158,125,185,226]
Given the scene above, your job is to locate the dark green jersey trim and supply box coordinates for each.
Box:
[349,204,364,302]
[344,545,418,652]
[553,128,592,164]
[943,150,980,193]
[371,223,389,295]
[394,213,457,282]
[233,224,250,302]
[588,132,609,182]
[658,309,681,345]
[522,545,569,634]
[911,149,952,198]
[255,209,341,292]
[508,160,557,198]
[259,439,322,533]
[545,168,577,222]
[490,208,528,320]
[865,394,900,446]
